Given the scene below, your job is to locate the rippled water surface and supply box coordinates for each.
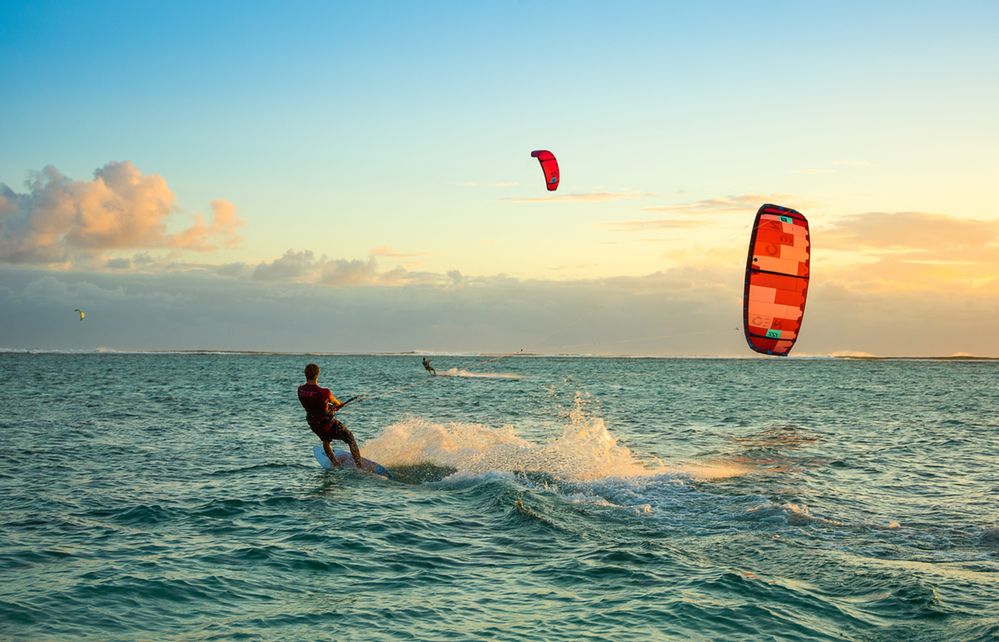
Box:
[1,353,996,640]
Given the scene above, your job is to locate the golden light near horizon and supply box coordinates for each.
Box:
[1,2,997,356]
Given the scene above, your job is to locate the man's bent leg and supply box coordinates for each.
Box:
[341,429,364,468]
[322,440,340,467]
[328,418,369,471]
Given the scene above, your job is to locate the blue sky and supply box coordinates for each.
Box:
[1,1,997,354]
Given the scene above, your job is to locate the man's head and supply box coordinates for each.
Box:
[304,363,320,382]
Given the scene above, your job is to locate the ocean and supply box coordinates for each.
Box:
[1,353,996,640]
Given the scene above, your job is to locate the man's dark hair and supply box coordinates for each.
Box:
[304,363,320,380]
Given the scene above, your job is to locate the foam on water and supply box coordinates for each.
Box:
[363,395,661,482]
[436,367,522,379]
[362,393,754,484]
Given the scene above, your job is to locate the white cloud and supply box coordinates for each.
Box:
[0,162,243,265]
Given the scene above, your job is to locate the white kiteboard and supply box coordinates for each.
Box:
[312,445,391,479]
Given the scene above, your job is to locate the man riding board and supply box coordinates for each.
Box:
[297,363,369,470]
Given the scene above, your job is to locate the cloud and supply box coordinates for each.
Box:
[105,257,132,270]
[237,253,438,287]
[77,244,443,288]
[369,245,427,259]
[168,199,243,251]
[507,192,643,204]
[0,161,243,265]
[0,264,748,354]
[318,256,439,286]
[2,261,998,356]
[214,262,252,278]
[642,194,812,214]
[821,211,999,253]
[252,249,318,281]
[817,212,999,291]
[21,275,127,303]
[600,193,815,235]
[320,257,380,285]
[602,219,710,232]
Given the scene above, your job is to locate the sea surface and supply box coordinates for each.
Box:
[0,353,996,641]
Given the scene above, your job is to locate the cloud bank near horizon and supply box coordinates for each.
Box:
[1,264,996,357]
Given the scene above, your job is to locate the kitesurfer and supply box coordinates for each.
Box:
[298,363,369,470]
[422,357,436,376]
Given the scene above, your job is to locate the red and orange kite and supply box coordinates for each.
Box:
[743,204,810,356]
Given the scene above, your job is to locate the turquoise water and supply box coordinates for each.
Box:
[1,353,996,640]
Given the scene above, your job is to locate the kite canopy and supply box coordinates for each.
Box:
[743,204,810,356]
[530,150,559,191]
[74,308,85,321]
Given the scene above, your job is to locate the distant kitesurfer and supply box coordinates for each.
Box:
[298,363,369,470]
[422,357,436,376]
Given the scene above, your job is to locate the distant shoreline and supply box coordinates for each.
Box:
[1,349,996,361]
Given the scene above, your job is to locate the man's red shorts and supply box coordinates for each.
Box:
[310,417,352,443]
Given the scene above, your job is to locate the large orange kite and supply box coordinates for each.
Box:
[743,204,810,356]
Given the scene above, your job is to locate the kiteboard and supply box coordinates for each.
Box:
[312,445,391,479]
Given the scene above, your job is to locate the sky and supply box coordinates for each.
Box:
[1,0,997,355]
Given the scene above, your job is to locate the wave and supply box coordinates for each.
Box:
[361,394,657,482]
[436,368,522,380]
[359,393,752,484]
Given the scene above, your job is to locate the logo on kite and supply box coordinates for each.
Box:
[74,309,86,321]
[530,150,559,191]
[742,204,810,357]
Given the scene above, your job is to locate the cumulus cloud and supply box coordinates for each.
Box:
[252,249,318,281]
[0,161,243,265]
[320,257,425,286]
[320,257,377,284]
[168,199,242,251]
[244,250,442,287]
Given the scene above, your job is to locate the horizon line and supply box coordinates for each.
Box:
[1,348,996,361]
